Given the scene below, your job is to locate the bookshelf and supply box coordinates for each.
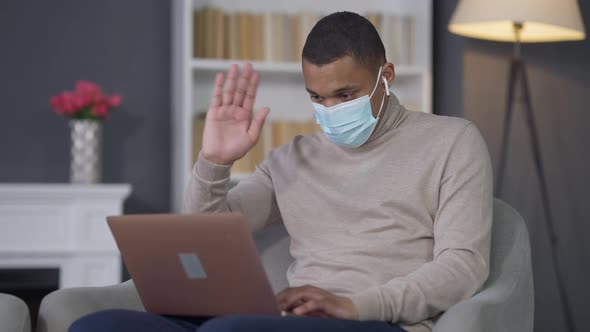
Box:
[171,0,432,212]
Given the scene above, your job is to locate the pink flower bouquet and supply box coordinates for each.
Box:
[50,81,121,120]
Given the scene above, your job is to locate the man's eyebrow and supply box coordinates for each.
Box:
[333,85,357,94]
[306,85,358,96]
[306,87,319,95]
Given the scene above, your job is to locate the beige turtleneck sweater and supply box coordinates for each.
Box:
[183,94,493,332]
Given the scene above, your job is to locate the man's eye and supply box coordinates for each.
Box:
[310,95,323,102]
[340,93,353,100]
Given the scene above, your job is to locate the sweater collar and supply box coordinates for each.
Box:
[365,92,405,144]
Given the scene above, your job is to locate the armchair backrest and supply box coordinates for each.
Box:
[254,199,535,332]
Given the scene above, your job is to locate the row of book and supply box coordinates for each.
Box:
[192,113,320,174]
[193,7,415,65]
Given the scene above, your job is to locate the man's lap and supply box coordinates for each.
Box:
[69,309,407,332]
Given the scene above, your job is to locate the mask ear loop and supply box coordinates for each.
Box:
[374,76,390,121]
[369,67,383,98]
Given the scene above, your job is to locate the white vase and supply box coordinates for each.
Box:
[69,119,102,184]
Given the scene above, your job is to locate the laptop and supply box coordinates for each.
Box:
[106,213,281,317]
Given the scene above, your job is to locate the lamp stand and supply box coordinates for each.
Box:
[495,23,576,332]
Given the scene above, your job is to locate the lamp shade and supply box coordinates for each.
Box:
[448,0,586,42]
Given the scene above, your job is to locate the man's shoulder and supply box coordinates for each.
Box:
[395,110,491,164]
[405,110,473,136]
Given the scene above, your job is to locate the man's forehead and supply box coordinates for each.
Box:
[303,56,363,77]
[303,57,372,93]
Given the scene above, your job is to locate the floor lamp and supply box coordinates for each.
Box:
[448,1,586,331]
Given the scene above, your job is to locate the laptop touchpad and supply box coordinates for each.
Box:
[178,253,208,279]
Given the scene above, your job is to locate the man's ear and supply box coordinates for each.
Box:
[382,62,396,87]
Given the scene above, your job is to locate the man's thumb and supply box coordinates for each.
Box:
[248,107,270,142]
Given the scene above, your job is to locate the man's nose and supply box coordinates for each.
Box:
[323,99,341,108]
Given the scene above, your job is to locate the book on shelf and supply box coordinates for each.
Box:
[193,7,415,65]
[214,8,225,58]
[271,121,320,149]
[253,13,264,61]
[288,12,320,62]
[232,137,265,174]
[192,112,206,166]
[372,13,414,65]
[193,10,203,58]
[366,13,381,33]
[238,12,251,60]
[194,7,225,59]
[263,12,285,62]
[205,7,217,58]
[227,13,240,60]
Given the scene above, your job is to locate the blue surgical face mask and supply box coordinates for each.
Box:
[312,67,390,148]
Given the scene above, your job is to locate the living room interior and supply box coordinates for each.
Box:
[1,1,589,332]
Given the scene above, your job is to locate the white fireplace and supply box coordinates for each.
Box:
[0,184,131,288]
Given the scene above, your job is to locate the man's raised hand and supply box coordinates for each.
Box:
[201,63,270,165]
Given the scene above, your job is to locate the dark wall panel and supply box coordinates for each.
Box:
[0,0,171,213]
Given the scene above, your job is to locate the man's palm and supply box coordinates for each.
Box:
[202,64,270,165]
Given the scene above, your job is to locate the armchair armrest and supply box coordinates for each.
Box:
[36,280,143,332]
[433,275,533,332]
[433,199,534,332]
[0,293,30,332]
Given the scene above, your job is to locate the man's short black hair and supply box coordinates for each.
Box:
[302,11,386,70]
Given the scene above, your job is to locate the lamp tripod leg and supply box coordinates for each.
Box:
[519,63,577,332]
[495,59,519,196]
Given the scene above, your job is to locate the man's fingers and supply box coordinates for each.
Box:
[209,72,225,109]
[233,63,253,107]
[242,70,260,112]
[277,286,307,309]
[276,286,353,320]
[293,299,335,317]
[276,289,294,310]
[248,107,270,143]
[293,300,321,316]
[277,286,325,311]
[222,64,238,106]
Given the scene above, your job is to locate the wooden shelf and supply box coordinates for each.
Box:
[191,58,426,78]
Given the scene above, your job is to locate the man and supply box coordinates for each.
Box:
[70,11,492,332]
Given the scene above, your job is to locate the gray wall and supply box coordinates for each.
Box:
[434,1,590,331]
[0,0,171,214]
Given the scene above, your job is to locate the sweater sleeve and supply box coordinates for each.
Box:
[349,123,493,324]
[183,152,283,231]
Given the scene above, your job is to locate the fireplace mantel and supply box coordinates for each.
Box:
[0,184,131,288]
